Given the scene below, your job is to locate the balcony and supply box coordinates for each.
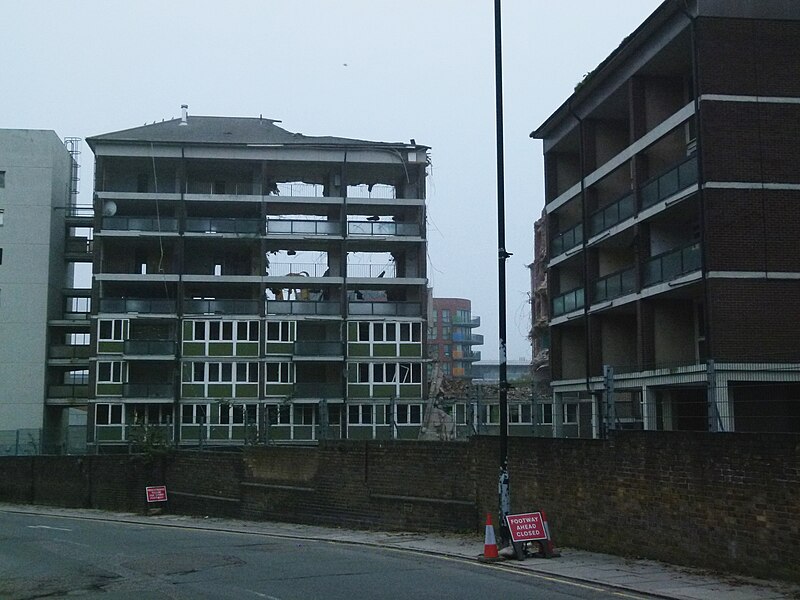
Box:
[347,221,420,237]
[550,222,583,256]
[266,219,340,235]
[552,287,585,317]
[65,237,94,258]
[294,341,343,356]
[453,315,481,327]
[593,267,636,303]
[123,340,177,356]
[294,382,342,398]
[640,155,698,209]
[185,217,261,235]
[47,384,89,399]
[99,298,177,314]
[452,331,484,344]
[184,299,260,315]
[102,216,179,232]
[63,295,91,320]
[49,345,91,360]
[268,263,329,277]
[266,300,341,316]
[348,301,421,317]
[123,383,174,398]
[643,242,701,287]
[186,181,261,196]
[589,193,635,237]
[347,264,396,278]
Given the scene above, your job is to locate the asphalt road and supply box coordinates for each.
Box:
[0,511,643,599]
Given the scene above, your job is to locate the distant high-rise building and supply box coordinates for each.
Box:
[427,297,482,380]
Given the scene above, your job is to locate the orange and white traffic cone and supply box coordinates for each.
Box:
[540,511,561,558]
[479,513,501,562]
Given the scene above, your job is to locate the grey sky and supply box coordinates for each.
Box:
[2,0,661,361]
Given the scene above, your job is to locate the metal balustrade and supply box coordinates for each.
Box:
[186,181,261,195]
[551,222,583,256]
[185,217,261,234]
[644,242,701,287]
[347,302,421,317]
[99,298,177,314]
[183,299,260,315]
[266,219,340,235]
[594,267,637,303]
[123,340,176,355]
[589,193,635,237]
[640,155,698,209]
[293,341,343,356]
[552,287,585,317]
[123,383,174,398]
[266,300,341,316]
[347,221,419,236]
[102,216,179,232]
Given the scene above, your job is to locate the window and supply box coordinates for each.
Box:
[348,404,376,425]
[267,321,293,342]
[0,171,5,188]
[443,344,451,358]
[294,404,315,425]
[181,404,208,424]
[427,327,436,340]
[395,403,423,425]
[441,326,451,339]
[0,208,4,226]
[235,362,259,383]
[441,309,450,323]
[97,361,123,383]
[563,403,578,424]
[266,404,290,425]
[485,404,500,425]
[96,403,122,425]
[537,403,553,425]
[509,404,532,424]
[266,362,293,383]
[98,319,125,341]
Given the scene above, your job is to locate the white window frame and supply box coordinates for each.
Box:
[537,403,554,425]
[563,403,579,425]
[266,321,294,342]
[98,319,127,342]
[394,403,423,425]
[265,362,294,384]
[95,403,123,425]
[97,361,124,383]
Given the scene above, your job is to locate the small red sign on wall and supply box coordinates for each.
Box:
[146,486,168,503]
[506,512,547,542]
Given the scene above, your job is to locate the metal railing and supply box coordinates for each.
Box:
[640,155,698,209]
[47,384,89,399]
[347,221,420,236]
[552,287,585,317]
[453,315,481,327]
[99,298,177,314]
[49,345,92,360]
[293,382,342,398]
[266,219,340,235]
[266,300,341,316]
[184,299,260,315]
[276,182,325,197]
[293,341,343,356]
[65,237,94,254]
[551,222,583,256]
[65,206,94,219]
[589,193,635,237]
[347,264,397,278]
[348,302,421,317]
[102,216,179,232]
[594,267,637,303]
[346,184,396,199]
[267,263,329,277]
[123,340,176,355]
[122,383,174,398]
[186,181,262,195]
[643,242,701,287]
[185,217,261,234]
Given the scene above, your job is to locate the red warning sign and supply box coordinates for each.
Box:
[506,512,548,542]
[145,486,168,503]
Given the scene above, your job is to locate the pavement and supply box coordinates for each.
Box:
[2,502,798,600]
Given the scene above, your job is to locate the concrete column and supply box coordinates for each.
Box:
[642,386,658,430]
[552,393,564,438]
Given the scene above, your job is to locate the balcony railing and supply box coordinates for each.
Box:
[186,181,261,195]
[123,340,176,355]
[347,184,396,199]
[49,345,91,360]
[347,221,420,237]
[643,242,701,287]
[65,206,94,219]
[452,331,483,344]
[123,383,174,398]
[185,217,261,234]
[64,296,91,319]
[267,263,329,277]
[276,182,325,197]
[551,222,583,256]
[266,219,340,235]
[99,298,177,314]
[65,237,94,254]
[552,287,585,317]
[640,155,698,209]
[184,299,260,315]
[294,341,343,356]
[294,382,342,398]
[453,315,481,327]
[347,264,397,278]
[47,384,89,399]
[266,300,341,316]
[102,216,179,232]
[589,193,635,237]
[348,302,421,317]
[594,267,636,303]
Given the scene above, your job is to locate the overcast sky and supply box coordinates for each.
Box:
[2,0,662,361]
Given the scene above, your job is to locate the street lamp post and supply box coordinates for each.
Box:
[494,0,512,545]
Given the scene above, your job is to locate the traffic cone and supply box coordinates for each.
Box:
[539,511,561,558]
[479,513,501,562]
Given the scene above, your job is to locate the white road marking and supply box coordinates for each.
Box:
[27,525,72,531]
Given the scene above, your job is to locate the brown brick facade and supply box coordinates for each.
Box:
[2,434,799,582]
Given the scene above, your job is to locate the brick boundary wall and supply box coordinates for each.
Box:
[0,432,798,582]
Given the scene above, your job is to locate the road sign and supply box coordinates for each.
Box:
[145,486,168,503]
[506,512,547,542]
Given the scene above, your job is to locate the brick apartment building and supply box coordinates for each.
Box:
[427,297,482,379]
[86,109,430,447]
[531,0,800,437]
